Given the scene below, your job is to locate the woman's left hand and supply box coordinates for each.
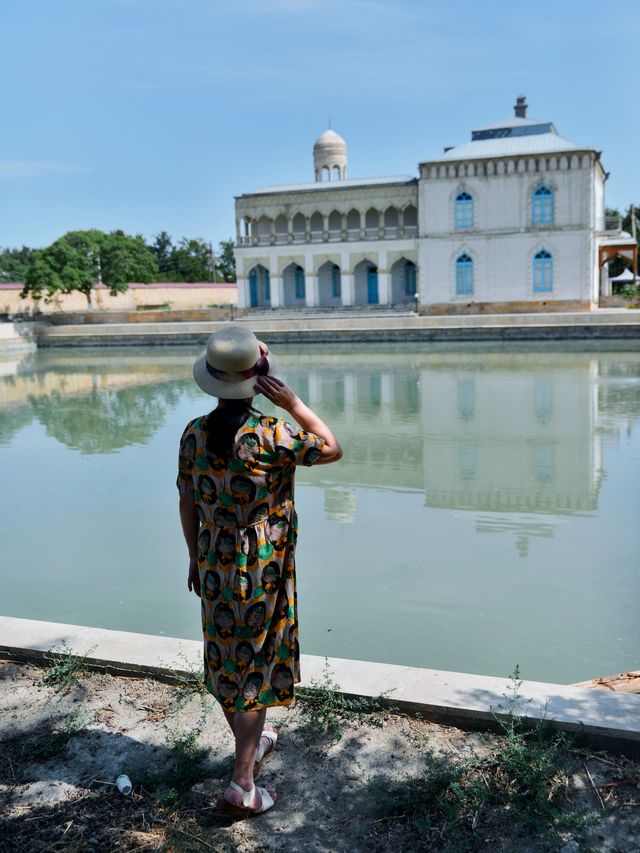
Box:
[187,556,200,597]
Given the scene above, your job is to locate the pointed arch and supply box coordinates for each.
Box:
[346,208,361,239]
[531,183,554,225]
[318,260,342,306]
[532,248,553,292]
[353,258,378,305]
[247,264,271,308]
[454,189,474,229]
[282,262,306,305]
[455,252,474,295]
[390,257,417,304]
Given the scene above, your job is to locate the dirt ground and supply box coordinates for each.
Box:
[0,659,639,853]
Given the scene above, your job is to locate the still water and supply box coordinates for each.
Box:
[1,343,639,684]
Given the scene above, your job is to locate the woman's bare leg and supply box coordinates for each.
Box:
[223,708,276,753]
[223,708,276,808]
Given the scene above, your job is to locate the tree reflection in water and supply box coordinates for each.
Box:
[0,406,34,446]
[28,379,192,454]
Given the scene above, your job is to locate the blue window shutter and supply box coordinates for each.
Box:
[454,191,474,229]
[455,253,474,295]
[532,184,554,225]
[533,249,553,292]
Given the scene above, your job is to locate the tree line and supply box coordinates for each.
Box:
[0,230,236,306]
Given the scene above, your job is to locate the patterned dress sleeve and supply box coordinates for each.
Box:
[177,421,197,496]
[272,419,325,467]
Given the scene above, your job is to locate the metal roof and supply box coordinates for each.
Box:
[424,133,589,164]
[473,117,552,131]
[240,175,417,197]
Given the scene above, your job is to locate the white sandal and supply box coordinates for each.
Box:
[217,780,276,817]
[254,728,278,778]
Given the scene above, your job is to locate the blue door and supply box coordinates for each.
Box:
[249,270,258,307]
[367,268,379,304]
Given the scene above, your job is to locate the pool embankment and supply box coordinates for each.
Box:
[33,308,640,346]
[1,615,639,756]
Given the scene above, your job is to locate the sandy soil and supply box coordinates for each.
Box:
[0,660,638,852]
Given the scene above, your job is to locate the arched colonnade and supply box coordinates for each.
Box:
[238,204,418,247]
[244,257,418,308]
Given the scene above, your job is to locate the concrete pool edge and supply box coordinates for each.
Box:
[1,615,639,756]
[34,309,640,346]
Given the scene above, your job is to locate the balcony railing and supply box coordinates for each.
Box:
[237,225,419,247]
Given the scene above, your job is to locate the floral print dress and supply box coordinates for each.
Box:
[177,413,324,712]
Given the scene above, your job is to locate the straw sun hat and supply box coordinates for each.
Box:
[192,325,276,399]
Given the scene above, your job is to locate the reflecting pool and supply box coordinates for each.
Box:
[1,343,639,683]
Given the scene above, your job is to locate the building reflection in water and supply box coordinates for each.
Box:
[272,347,640,554]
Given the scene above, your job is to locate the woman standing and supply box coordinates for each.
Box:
[177,326,342,817]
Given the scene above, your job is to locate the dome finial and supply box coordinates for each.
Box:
[313,128,347,182]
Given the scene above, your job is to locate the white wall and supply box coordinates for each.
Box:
[419,231,591,305]
[418,153,597,305]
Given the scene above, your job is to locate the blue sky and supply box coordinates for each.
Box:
[1,0,638,249]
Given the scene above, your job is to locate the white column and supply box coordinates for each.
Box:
[378,270,391,305]
[599,265,610,297]
[341,272,354,306]
[340,251,353,306]
[305,254,318,307]
[235,256,247,308]
[270,275,283,308]
[377,249,391,305]
[268,258,282,308]
[236,277,248,309]
[305,274,319,306]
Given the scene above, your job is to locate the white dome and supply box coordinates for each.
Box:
[313,129,347,152]
[313,128,348,182]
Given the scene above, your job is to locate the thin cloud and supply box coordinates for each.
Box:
[0,161,87,179]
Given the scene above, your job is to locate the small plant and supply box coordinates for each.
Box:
[139,728,210,808]
[490,666,573,819]
[370,666,591,849]
[42,642,95,692]
[622,282,640,307]
[295,659,391,742]
[1,710,92,783]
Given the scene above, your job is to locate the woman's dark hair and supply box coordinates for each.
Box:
[205,399,260,459]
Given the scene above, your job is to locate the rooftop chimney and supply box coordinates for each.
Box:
[514,96,527,119]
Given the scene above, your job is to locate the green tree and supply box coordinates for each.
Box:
[100,231,158,288]
[0,246,36,283]
[150,230,174,278]
[171,237,212,282]
[21,229,158,307]
[215,238,236,282]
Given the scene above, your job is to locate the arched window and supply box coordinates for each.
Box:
[454,191,474,229]
[455,253,474,295]
[533,249,553,292]
[532,184,554,225]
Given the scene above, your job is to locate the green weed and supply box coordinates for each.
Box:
[138,728,211,808]
[1,710,92,783]
[370,667,595,850]
[295,659,392,742]
[42,642,95,692]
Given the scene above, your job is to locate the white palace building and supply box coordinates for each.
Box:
[233,98,636,313]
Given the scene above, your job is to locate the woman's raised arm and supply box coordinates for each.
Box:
[254,375,343,464]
